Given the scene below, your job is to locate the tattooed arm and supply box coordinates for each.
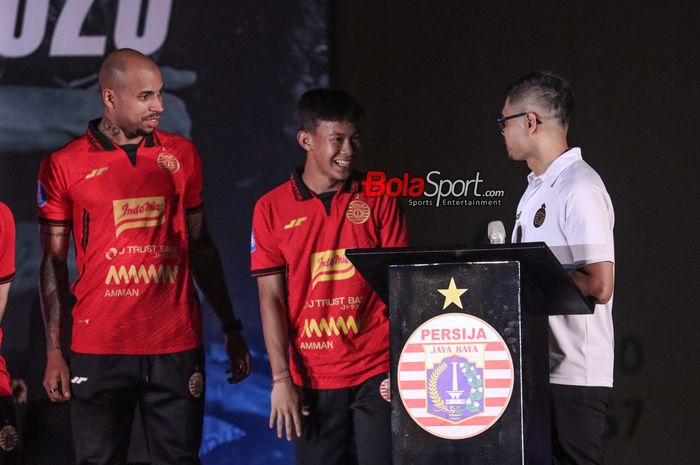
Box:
[39,224,73,401]
[187,210,251,383]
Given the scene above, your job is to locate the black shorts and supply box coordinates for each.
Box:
[69,348,205,465]
[296,373,391,465]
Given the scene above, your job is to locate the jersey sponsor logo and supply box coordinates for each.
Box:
[397,313,514,440]
[85,166,109,179]
[284,216,307,229]
[37,180,48,207]
[71,377,88,384]
[157,149,180,173]
[298,340,334,350]
[250,231,256,252]
[346,200,370,224]
[113,196,165,236]
[310,249,355,288]
[533,203,546,228]
[302,316,359,338]
[104,264,178,285]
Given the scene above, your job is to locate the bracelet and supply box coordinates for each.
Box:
[271,375,293,385]
[221,318,243,333]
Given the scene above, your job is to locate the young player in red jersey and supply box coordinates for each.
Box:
[0,201,19,461]
[251,89,409,464]
[37,49,250,465]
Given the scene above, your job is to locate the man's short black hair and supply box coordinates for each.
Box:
[505,71,574,128]
[297,88,365,132]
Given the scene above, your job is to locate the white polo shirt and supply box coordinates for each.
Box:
[512,147,615,387]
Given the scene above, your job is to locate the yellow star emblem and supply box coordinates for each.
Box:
[437,277,468,309]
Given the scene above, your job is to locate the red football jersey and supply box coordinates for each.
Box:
[38,121,203,354]
[0,201,15,396]
[251,171,409,389]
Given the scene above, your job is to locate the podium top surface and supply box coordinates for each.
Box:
[346,242,594,315]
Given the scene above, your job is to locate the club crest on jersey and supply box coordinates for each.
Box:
[533,204,546,228]
[346,200,370,224]
[0,425,18,451]
[397,313,514,440]
[37,181,48,208]
[157,149,180,173]
[188,372,204,398]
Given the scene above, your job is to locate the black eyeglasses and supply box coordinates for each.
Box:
[496,112,542,132]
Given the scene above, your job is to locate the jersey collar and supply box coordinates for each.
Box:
[86,118,161,151]
[528,147,582,186]
[290,168,361,201]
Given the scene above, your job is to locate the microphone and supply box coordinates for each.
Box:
[487,220,506,244]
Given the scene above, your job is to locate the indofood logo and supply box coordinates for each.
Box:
[113,197,165,236]
[362,171,505,207]
[309,249,355,289]
[397,312,514,440]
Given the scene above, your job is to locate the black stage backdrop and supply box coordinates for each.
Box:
[330,1,699,464]
[0,1,327,464]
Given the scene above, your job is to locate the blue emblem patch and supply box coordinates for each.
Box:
[37,181,48,208]
[250,231,256,253]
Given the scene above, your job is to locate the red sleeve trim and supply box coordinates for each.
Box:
[251,266,285,277]
[38,217,72,226]
[0,272,16,284]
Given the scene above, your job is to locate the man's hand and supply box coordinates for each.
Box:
[43,350,71,402]
[224,330,251,384]
[269,380,310,441]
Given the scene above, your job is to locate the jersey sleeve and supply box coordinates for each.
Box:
[37,154,72,226]
[564,182,615,266]
[377,196,410,247]
[184,141,203,214]
[0,203,16,284]
[250,198,285,277]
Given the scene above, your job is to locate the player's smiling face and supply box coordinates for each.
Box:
[300,120,361,191]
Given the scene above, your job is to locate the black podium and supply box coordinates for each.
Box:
[346,243,592,465]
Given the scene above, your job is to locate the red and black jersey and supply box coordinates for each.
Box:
[251,170,409,389]
[38,120,204,355]
[0,201,15,396]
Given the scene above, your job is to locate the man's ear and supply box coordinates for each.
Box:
[102,88,115,109]
[297,130,312,151]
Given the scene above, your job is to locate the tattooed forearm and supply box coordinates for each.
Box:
[39,255,71,351]
[188,213,237,324]
[38,224,72,352]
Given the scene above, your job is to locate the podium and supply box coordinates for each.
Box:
[346,243,592,465]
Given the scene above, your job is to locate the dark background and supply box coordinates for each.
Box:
[0,1,698,464]
[330,1,699,464]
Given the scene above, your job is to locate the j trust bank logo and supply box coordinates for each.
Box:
[310,249,355,289]
[113,197,165,236]
[362,171,505,208]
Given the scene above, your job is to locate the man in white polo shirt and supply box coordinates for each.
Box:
[498,71,615,465]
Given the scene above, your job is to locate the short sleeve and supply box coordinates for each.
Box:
[37,154,72,226]
[564,182,615,266]
[184,142,203,213]
[0,203,16,284]
[250,199,285,277]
